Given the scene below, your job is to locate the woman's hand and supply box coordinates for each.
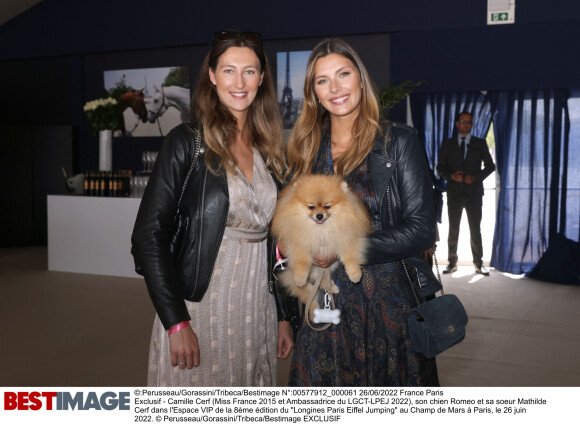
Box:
[169,325,200,369]
[312,254,337,268]
[277,321,294,359]
[278,242,336,268]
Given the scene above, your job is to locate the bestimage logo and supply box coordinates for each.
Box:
[4,391,131,411]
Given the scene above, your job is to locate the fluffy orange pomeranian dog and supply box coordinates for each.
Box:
[271,174,371,316]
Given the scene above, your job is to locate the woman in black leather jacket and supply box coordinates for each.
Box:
[284,38,439,386]
[131,31,293,386]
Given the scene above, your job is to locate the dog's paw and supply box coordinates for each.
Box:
[294,273,309,287]
[308,266,320,283]
[330,280,340,294]
[346,266,362,283]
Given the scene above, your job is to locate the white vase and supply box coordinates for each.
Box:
[99,129,113,171]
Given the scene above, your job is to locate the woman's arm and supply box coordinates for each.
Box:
[131,125,193,329]
[169,324,200,369]
[365,132,436,265]
[277,321,294,359]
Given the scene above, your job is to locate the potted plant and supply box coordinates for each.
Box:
[378,80,424,120]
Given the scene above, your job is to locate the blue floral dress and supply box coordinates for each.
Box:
[289,139,439,386]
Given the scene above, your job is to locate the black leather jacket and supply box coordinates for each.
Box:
[131,123,292,330]
[353,122,439,295]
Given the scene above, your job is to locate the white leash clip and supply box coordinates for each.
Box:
[272,258,287,279]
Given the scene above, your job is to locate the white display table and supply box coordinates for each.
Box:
[47,195,142,278]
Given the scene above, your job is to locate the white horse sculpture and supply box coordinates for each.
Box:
[146,84,191,124]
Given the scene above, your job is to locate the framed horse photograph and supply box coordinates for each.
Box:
[104,66,191,137]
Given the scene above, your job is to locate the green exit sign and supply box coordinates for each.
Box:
[491,12,509,22]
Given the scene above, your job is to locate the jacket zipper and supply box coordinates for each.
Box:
[191,168,208,298]
[268,235,275,294]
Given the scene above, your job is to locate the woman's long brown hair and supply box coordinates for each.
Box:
[192,35,287,182]
[286,38,380,178]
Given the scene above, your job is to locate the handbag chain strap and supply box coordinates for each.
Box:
[402,261,422,307]
[383,123,444,308]
[432,247,443,286]
[382,121,392,157]
[176,124,202,207]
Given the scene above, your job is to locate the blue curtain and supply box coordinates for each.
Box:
[491,89,576,274]
[411,89,578,275]
[410,91,498,222]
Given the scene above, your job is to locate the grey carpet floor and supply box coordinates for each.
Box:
[1,247,579,387]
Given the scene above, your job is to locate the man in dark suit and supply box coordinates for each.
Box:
[437,112,496,275]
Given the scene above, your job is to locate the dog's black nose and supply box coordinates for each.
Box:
[316,213,324,220]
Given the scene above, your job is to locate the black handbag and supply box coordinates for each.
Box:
[403,255,468,359]
[133,125,202,276]
[383,123,468,358]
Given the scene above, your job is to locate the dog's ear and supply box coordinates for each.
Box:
[341,181,349,193]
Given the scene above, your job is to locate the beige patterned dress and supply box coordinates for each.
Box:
[147,149,278,386]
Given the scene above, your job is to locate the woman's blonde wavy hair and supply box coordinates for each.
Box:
[286,38,381,178]
[192,34,287,182]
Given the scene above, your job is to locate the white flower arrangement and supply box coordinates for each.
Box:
[83,97,120,131]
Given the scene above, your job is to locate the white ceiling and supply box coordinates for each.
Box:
[0,0,43,27]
